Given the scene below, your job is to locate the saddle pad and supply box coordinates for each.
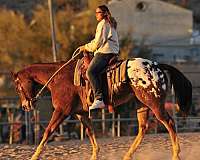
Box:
[108,60,128,85]
[74,59,82,86]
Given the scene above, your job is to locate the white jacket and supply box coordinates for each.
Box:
[85,19,119,55]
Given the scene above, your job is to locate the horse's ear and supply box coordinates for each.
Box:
[10,71,17,80]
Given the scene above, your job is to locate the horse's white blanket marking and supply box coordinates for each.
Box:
[127,58,166,98]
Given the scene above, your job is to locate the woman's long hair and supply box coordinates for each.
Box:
[98,5,117,29]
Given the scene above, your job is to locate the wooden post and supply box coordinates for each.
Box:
[117,114,120,137]
[112,112,115,137]
[48,0,57,62]
[28,112,32,144]
[25,112,29,144]
[7,109,14,145]
[2,104,17,145]
[59,124,64,135]
[102,109,105,135]
[80,123,84,141]
[34,110,40,145]
[171,85,178,133]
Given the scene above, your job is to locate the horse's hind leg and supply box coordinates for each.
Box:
[152,105,180,160]
[31,109,67,160]
[123,106,149,160]
[76,114,99,160]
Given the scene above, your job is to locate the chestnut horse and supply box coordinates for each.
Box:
[12,58,192,160]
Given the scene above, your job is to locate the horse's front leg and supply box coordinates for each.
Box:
[31,110,66,160]
[76,114,99,160]
[123,107,149,160]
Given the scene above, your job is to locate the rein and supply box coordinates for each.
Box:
[33,48,82,101]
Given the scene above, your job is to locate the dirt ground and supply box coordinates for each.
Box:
[0,132,200,160]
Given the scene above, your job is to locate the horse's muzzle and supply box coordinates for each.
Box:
[22,105,31,112]
[22,100,35,112]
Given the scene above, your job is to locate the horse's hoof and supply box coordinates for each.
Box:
[123,155,132,160]
[90,155,97,160]
[172,156,181,160]
[31,155,39,160]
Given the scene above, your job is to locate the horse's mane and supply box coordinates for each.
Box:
[16,59,78,92]
[17,60,77,75]
[24,61,67,69]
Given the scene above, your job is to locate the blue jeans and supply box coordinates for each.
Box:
[86,53,115,100]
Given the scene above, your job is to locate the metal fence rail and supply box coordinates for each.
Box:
[1,95,200,144]
[1,69,200,144]
[1,108,200,145]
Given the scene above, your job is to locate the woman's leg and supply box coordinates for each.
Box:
[86,53,114,100]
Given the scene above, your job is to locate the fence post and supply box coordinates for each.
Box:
[59,124,64,136]
[29,112,32,144]
[34,109,40,145]
[25,112,29,144]
[7,108,14,145]
[112,112,115,137]
[80,123,84,141]
[117,114,120,137]
[171,85,178,133]
[102,109,105,135]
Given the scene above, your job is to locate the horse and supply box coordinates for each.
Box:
[11,57,192,160]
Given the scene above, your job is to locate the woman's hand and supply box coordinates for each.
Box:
[79,45,86,52]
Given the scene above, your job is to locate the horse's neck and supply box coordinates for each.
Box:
[23,61,76,86]
[24,65,54,85]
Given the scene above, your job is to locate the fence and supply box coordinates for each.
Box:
[0,70,200,144]
[1,102,200,145]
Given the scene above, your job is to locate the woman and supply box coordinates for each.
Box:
[79,5,119,110]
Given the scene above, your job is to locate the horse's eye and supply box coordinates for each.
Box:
[16,85,22,92]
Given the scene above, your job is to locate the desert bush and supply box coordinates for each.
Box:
[0,8,34,70]
[88,0,108,10]
[0,1,146,71]
[0,4,97,71]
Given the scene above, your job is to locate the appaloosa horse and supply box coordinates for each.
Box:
[12,57,192,160]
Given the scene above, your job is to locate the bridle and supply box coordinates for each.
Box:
[15,48,82,111]
[15,77,36,111]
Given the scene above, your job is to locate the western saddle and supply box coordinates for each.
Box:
[74,52,128,112]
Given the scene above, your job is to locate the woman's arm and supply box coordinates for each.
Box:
[84,20,106,52]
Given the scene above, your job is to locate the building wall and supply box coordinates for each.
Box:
[108,0,196,62]
[152,45,200,62]
[108,0,192,43]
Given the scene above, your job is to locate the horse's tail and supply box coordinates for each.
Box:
[158,63,192,116]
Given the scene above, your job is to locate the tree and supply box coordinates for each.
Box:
[88,0,108,11]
